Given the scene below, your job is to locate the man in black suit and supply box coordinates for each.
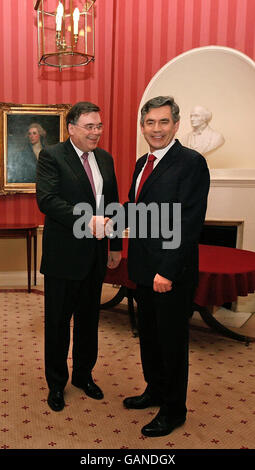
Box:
[123,96,210,437]
[36,101,121,412]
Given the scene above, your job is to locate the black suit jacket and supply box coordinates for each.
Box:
[36,138,122,280]
[126,140,210,287]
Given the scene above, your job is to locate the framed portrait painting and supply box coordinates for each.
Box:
[0,103,70,193]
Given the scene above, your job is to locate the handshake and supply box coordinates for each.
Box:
[88,215,114,240]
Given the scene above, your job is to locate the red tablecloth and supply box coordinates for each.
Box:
[195,244,255,306]
[104,241,255,307]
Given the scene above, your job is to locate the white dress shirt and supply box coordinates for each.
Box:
[70,139,103,207]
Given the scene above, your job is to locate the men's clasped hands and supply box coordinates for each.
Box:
[88,215,113,240]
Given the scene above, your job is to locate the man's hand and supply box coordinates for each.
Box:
[153,273,172,293]
[107,251,122,269]
[104,218,114,238]
[88,216,111,239]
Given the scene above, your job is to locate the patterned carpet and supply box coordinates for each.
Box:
[0,287,254,450]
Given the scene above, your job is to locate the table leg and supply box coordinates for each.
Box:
[127,288,138,337]
[193,304,251,346]
[34,233,37,286]
[26,230,32,293]
[101,286,126,309]
[101,286,138,336]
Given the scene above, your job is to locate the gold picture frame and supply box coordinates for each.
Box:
[0,103,70,194]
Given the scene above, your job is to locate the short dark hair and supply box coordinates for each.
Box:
[66,101,100,129]
[140,96,180,125]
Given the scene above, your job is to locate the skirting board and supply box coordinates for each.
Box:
[0,271,44,287]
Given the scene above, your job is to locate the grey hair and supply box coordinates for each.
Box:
[66,101,100,129]
[27,122,46,138]
[140,96,180,125]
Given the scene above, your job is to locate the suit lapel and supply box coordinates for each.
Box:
[136,140,182,202]
[129,155,147,201]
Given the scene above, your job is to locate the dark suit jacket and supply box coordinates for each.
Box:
[36,138,122,280]
[126,139,210,287]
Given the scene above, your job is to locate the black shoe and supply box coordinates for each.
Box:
[141,411,186,437]
[123,391,161,409]
[47,390,65,412]
[72,378,104,400]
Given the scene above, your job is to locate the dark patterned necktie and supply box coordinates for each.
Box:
[81,152,96,199]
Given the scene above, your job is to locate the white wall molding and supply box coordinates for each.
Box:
[210,169,255,188]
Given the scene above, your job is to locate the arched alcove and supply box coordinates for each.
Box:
[137,46,255,171]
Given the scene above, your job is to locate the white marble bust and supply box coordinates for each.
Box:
[181,105,225,155]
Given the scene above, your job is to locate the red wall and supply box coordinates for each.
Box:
[0,0,254,223]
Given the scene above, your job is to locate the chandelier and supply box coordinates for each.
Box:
[34,0,96,70]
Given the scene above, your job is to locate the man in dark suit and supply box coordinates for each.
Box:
[123,96,210,437]
[36,101,122,412]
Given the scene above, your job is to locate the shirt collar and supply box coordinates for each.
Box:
[149,139,176,161]
[70,138,88,158]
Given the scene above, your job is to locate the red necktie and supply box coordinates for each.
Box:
[81,152,96,199]
[135,154,156,201]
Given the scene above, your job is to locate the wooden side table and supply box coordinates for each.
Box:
[0,224,38,293]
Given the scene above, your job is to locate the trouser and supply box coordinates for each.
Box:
[44,266,103,391]
[136,281,195,418]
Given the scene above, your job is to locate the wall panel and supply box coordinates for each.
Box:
[0,0,254,214]
[110,0,255,202]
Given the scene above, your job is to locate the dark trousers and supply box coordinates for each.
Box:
[44,264,103,392]
[136,281,195,418]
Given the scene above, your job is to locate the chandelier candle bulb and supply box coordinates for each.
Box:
[56,1,64,32]
[73,8,80,35]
